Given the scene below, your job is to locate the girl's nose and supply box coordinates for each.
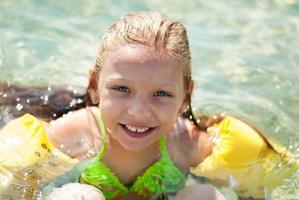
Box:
[127,96,151,118]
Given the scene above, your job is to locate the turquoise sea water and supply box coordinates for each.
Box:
[0,0,299,199]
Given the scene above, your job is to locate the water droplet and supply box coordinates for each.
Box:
[16,98,20,102]
[44,95,49,104]
[275,126,281,133]
[77,98,83,104]
[228,175,239,188]
[69,99,76,107]
[87,149,97,157]
[276,84,280,90]
[2,93,7,97]
[279,100,283,105]
[26,99,30,103]
[16,103,23,111]
[27,168,33,174]
[48,86,52,91]
[16,41,25,48]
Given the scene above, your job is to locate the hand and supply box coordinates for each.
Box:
[172,117,214,167]
[46,107,102,161]
[45,183,105,200]
[172,184,227,200]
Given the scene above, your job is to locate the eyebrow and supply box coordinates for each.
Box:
[106,77,178,89]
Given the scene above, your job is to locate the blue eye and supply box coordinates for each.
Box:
[154,91,171,97]
[113,86,130,93]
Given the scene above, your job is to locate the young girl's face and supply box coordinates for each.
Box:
[95,45,187,151]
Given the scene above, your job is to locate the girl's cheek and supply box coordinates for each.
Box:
[100,99,125,115]
[154,99,180,115]
[100,90,128,109]
[153,102,179,125]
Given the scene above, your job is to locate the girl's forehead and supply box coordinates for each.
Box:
[100,45,185,86]
[104,45,181,67]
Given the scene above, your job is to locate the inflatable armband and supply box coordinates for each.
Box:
[190,116,298,199]
[0,114,78,199]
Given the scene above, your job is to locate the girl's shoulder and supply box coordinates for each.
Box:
[48,107,101,137]
[46,107,102,160]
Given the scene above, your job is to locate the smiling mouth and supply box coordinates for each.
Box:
[119,123,156,138]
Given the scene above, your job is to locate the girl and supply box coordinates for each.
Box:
[0,12,297,200]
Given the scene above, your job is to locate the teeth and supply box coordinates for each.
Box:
[125,125,150,133]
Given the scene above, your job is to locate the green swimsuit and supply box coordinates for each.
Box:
[80,118,186,199]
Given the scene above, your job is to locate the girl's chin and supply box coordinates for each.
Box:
[118,134,160,151]
[112,139,151,151]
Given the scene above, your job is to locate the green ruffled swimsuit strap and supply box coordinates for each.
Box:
[80,117,129,199]
[95,117,108,160]
[159,136,171,159]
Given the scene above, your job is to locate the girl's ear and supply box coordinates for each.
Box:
[87,68,99,104]
[188,80,194,96]
[179,80,194,114]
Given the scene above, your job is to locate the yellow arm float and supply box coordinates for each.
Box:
[189,116,299,199]
[0,114,78,199]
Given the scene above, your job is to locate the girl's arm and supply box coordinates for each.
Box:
[45,106,102,161]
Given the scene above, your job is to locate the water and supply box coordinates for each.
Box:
[0,0,299,199]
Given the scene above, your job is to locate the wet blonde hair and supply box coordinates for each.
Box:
[89,11,191,92]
